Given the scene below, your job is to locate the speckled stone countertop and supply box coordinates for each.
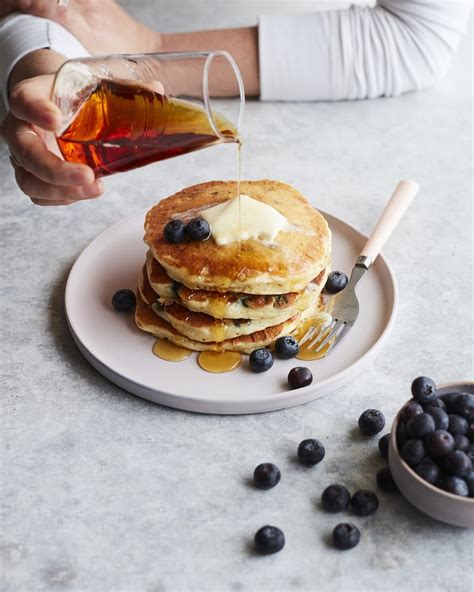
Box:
[1,2,472,591]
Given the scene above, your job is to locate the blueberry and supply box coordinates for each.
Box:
[297,439,325,466]
[467,418,474,442]
[442,450,472,477]
[324,271,348,295]
[424,430,455,458]
[452,393,474,419]
[275,335,299,359]
[453,434,470,452]
[253,463,281,489]
[396,422,409,449]
[424,397,446,412]
[111,289,136,312]
[376,467,398,493]
[249,348,274,373]
[401,439,426,466]
[465,471,474,497]
[163,219,186,243]
[425,407,449,431]
[448,414,468,436]
[288,367,313,389]
[468,444,474,463]
[442,476,469,497]
[358,409,385,436]
[406,413,436,439]
[332,523,360,550]
[378,434,390,459]
[351,490,379,516]
[401,401,424,423]
[440,392,459,413]
[414,458,439,484]
[185,217,211,241]
[254,525,285,554]
[321,484,351,512]
[411,376,437,404]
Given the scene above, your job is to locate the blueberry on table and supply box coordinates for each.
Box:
[376,467,398,493]
[425,407,449,431]
[297,439,325,466]
[249,348,274,373]
[350,490,379,516]
[442,475,469,497]
[186,217,211,241]
[448,414,469,436]
[401,401,424,423]
[411,376,437,404]
[275,335,299,359]
[111,289,136,312]
[442,450,472,477]
[400,439,426,466]
[406,413,436,439]
[358,409,385,436]
[253,463,281,490]
[424,430,455,459]
[163,219,186,243]
[453,434,470,452]
[324,271,348,295]
[452,393,474,419]
[254,525,285,554]
[378,434,390,459]
[288,367,313,389]
[414,458,439,484]
[332,523,361,550]
[321,484,351,512]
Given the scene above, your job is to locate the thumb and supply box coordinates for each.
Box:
[9,75,63,132]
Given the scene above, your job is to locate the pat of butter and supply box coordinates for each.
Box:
[201,194,288,246]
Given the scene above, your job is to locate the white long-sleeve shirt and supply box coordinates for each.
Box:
[0,0,471,114]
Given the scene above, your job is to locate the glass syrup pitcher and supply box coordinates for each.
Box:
[51,51,245,177]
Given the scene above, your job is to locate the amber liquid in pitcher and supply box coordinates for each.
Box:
[57,79,239,177]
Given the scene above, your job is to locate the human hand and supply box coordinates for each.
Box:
[0,74,104,206]
[0,0,161,55]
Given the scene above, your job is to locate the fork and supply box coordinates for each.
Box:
[300,179,420,356]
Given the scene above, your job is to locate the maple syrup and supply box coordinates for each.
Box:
[57,79,239,177]
[152,339,192,362]
[292,313,334,361]
[197,351,242,373]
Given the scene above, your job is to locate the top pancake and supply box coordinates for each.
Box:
[144,180,331,295]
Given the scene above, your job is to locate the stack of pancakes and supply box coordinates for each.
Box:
[135,180,331,353]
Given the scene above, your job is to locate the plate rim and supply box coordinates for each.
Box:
[64,209,399,414]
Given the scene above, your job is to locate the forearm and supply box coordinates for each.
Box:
[9,49,66,94]
[162,27,259,97]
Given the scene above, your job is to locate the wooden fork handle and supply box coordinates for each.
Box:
[360,179,419,263]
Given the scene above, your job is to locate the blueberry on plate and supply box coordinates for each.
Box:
[376,468,398,493]
[424,430,455,458]
[253,463,281,490]
[411,376,437,404]
[448,414,469,436]
[378,434,390,460]
[414,458,439,484]
[297,438,325,466]
[406,413,436,439]
[442,475,469,497]
[441,450,472,477]
[452,393,474,419]
[111,289,136,312]
[332,523,361,550]
[186,217,211,241]
[401,401,424,423]
[358,409,385,436]
[321,484,351,512]
[249,348,274,373]
[254,525,285,554]
[401,439,426,466]
[453,434,470,452]
[163,219,186,243]
[324,271,348,295]
[351,490,379,516]
[288,367,313,389]
[274,335,299,359]
[425,407,449,431]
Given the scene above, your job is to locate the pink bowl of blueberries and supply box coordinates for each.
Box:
[389,378,474,528]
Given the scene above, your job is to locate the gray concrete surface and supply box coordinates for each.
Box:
[1,2,473,591]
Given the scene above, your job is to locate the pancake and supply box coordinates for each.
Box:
[135,290,321,354]
[144,180,331,295]
[146,250,331,320]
